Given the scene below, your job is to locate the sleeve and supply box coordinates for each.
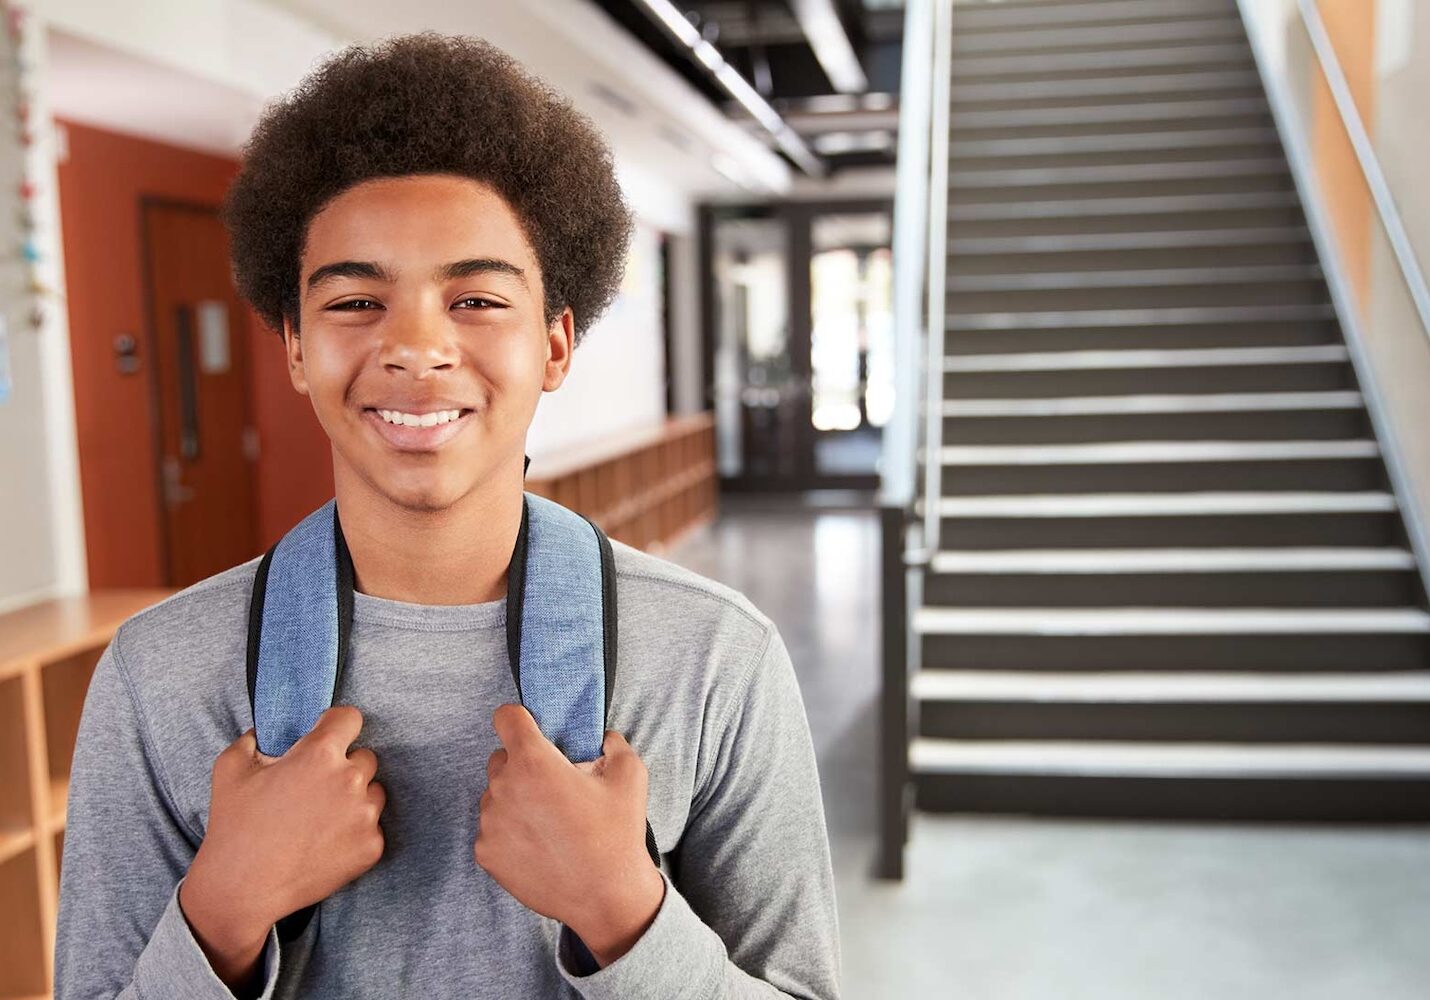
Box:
[552,624,842,999]
[52,629,282,1000]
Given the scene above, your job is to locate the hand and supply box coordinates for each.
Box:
[183,705,388,940]
[475,704,665,965]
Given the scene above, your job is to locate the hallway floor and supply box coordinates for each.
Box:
[665,496,1430,999]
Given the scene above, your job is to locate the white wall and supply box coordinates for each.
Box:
[0,16,85,612]
[527,219,668,458]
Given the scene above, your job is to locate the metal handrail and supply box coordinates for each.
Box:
[919,0,954,555]
[1295,0,1430,343]
[878,0,936,513]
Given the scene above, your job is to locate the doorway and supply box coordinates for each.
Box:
[702,199,894,492]
[140,199,259,587]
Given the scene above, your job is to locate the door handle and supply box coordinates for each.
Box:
[175,303,201,460]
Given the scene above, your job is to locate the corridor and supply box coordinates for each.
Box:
[668,498,1430,999]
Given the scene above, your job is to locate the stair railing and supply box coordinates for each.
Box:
[877,0,951,880]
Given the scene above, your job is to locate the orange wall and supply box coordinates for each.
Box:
[1312,0,1377,317]
[56,119,332,590]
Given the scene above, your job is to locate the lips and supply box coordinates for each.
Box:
[361,406,474,452]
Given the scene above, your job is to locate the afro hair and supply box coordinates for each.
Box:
[222,31,632,345]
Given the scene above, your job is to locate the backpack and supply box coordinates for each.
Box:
[245,482,660,950]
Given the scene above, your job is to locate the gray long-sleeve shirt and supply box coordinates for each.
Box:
[53,538,841,999]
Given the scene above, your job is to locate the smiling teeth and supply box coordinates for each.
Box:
[378,409,463,427]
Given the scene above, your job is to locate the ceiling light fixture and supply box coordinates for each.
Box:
[629,0,826,177]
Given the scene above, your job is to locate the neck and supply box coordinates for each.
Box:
[332,453,525,606]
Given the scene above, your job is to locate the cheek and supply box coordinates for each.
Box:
[300,339,363,427]
[473,330,550,400]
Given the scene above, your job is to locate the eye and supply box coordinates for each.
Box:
[455,296,503,310]
[328,298,380,311]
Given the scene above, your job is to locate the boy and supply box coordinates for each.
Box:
[53,31,840,1000]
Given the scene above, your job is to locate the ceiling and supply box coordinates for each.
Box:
[587,0,904,174]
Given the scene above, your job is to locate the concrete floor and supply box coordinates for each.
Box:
[665,496,1430,1000]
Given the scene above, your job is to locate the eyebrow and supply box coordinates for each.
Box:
[304,257,527,293]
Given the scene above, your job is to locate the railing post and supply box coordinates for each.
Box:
[877,502,910,880]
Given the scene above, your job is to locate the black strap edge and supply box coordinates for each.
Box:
[332,503,355,702]
[277,904,316,943]
[246,545,277,720]
[583,513,619,725]
[505,495,531,699]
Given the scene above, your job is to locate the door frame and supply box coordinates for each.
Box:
[699,197,894,493]
[137,195,257,586]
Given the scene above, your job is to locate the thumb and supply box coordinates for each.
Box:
[600,730,633,757]
[238,726,280,765]
[573,732,632,777]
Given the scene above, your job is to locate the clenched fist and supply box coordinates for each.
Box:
[180,704,387,978]
[475,704,664,968]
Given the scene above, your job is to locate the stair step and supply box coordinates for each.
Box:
[947,265,1320,294]
[951,69,1263,107]
[949,127,1278,160]
[941,390,1360,418]
[954,0,1241,33]
[948,305,1335,334]
[928,547,1415,574]
[950,41,1252,81]
[937,439,1379,467]
[915,673,1430,746]
[911,670,1430,703]
[949,226,1309,257]
[953,17,1245,56]
[948,191,1296,222]
[944,343,1346,373]
[951,96,1266,131]
[913,606,1430,636]
[909,738,1430,778]
[927,491,1397,518]
[949,158,1288,190]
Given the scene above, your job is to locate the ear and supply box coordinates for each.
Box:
[282,315,310,397]
[542,307,575,393]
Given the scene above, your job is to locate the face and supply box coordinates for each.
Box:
[283,174,572,514]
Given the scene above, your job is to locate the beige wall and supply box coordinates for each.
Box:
[1363,0,1430,544]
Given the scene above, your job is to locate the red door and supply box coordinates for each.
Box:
[143,200,259,587]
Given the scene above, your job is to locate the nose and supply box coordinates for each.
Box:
[378,303,460,376]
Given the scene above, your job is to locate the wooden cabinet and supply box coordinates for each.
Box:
[0,590,174,1000]
[525,413,718,552]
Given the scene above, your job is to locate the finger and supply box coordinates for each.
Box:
[367,780,387,816]
[300,704,365,755]
[349,747,379,786]
[486,747,507,780]
[600,730,632,757]
[225,727,267,767]
[491,703,543,753]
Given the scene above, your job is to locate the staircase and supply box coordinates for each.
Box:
[905,0,1430,822]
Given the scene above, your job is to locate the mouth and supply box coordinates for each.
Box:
[361,406,475,452]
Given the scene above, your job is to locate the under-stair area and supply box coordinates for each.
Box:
[883,0,1430,862]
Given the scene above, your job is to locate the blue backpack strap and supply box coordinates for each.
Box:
[504,493,614,761]
[246,499,354,758]
[504,495,661,866]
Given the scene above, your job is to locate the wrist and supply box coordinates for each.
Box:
[180,854,275,950]
[567,863,665,968]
